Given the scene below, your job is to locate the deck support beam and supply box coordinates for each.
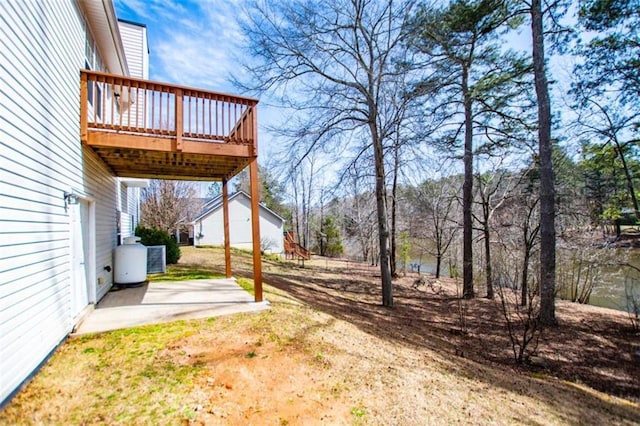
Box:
[249,159,263,302]
[222,178,232,278]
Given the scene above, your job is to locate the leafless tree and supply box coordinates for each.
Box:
[409,174,460,279]
[623,263,640,332]
[286,155,319,250]
[236,0,417,306]
[494,165,541,306]
[473,161,520,299]
[495,261,542,364]
[140,180,200,235]
[342,164,379,265]
[517,197,540,307]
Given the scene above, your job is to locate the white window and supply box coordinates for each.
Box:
[84,22,104,120]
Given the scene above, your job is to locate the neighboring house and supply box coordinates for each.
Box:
[193,191,285,255]
[0,0,261,405]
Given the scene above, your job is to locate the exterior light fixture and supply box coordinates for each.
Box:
[64,191,79,211]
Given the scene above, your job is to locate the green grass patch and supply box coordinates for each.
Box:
[5,319,214,424]
[149,264,224,282]
[236,277,255,295]
[263,252,283,262]
[195,245,250,256]
[351,405,367,422]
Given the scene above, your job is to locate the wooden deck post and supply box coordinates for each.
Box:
[222,179,232,278]
[249,159,263,302]
[80,71,88,143]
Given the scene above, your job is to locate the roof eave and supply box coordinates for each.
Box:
[79,0,129,75]
[194,191,286,223]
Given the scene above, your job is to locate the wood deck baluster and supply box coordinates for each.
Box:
[175,88,183,151]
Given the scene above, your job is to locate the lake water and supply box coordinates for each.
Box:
[410,249,640,313]
[588,250,640,312]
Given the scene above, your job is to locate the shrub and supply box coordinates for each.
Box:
[135,225,181,264]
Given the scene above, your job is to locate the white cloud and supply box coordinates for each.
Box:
[115,0,243,92]
[154,33,232,89]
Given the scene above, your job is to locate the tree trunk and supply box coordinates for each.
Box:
[532,0,556,325]
[390,144,400,278]
[301,181,308,248]
[371,122,393,307]
[319,195,325,256]
[435,255,442,279]
[521,242,531,306]
[369,112,393,307]
[484,224,494,299]
[462,66,475,299]
[293,175,301,249]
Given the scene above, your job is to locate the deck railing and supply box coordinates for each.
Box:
[284,231,311,260]
[80,70,258,152]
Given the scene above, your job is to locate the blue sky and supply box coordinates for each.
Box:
[114,0,243,93]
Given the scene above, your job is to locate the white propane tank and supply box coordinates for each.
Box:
[114,236,148,285]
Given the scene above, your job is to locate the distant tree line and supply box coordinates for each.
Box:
[137,0,638,331]
[231,0,639,324]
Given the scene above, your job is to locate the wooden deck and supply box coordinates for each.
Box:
[80,70,258,180]
[80,70,264,302]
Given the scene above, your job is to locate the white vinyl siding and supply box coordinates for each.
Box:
[0,0,119,404]
[118,20,148,127]
[83,146,118,301]
[118,21,148,79]
[117,182,142,243]
[194,193,285,254]
[127,187,141,221]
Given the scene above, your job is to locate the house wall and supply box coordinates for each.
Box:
[0,1,120,404]
[83,148,119,302]
[195,195,284,254]
[126,186,142,234]
[117,182,142,244]
[118,20,148,128]
[118,20,148,79]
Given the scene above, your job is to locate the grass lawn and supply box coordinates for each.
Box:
[1,246,639,425]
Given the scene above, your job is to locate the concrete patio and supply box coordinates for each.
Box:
[73,278,270,335]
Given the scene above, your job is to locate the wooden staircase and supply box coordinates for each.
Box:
[284,231,310,260]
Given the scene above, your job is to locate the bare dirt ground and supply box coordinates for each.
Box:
[2,246,639,425]
[185,247,640,424]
